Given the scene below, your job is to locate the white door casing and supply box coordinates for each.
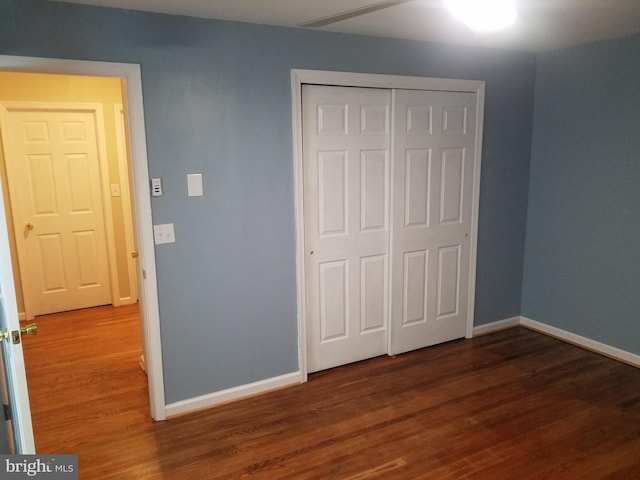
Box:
[390,89,476,354]
[0,55,166,423]
[114,103,139,305]
[293,70,485,378]
[1,105,113,318]
[303,85,390,373]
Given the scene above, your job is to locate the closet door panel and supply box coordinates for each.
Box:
[303,85,390,373]
[390,89,477,354]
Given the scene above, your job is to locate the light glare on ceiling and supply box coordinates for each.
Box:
[445,0,517,32]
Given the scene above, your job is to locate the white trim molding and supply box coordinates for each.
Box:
[472,316,521,336]
[165,372,300,418]
[114,103,140,305]
[118,296,137,305]
[520,317,640,368]
[473,315,640,368]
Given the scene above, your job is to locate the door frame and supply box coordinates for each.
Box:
[0,101,121,318]
[114,102,139,305]
[0,55,166,421]
[291,69,485,381]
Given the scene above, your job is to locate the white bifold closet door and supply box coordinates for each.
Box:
[303,85,477,373]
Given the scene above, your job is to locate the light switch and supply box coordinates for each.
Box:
[110,183,121,197]
[153,223,175,245]
[187,173,203,197]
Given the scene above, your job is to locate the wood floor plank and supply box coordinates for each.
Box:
[21,307,640,479]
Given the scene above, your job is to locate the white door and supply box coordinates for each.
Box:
[0,106,112,318]
[302,84,479,371]
[0,176,35,453]
[390,89,477,354]
[303,85,391,373]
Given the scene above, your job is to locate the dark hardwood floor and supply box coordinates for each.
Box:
[22,306,640,479]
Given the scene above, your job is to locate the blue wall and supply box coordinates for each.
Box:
[523,35,640,354]
[0,0,535,403]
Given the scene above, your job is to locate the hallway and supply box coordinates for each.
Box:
[22,304,148,454]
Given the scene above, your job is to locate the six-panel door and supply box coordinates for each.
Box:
[303,85,391,373]
[2,107,112,318]
[303,84,478,371]
[390,89,477,354]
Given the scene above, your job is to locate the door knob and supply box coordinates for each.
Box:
[20,323,37,336]
[25,222,34,231]
[0,324,36,344]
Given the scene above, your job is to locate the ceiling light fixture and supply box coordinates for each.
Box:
[445,0,517,32]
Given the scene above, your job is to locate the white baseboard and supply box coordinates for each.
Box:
[472,316,521,336]
[520,317,640,368]
[165,371,301,418]
[19,300,136,320]
[119,296,137,305]
[473,315,639,368]
[165,317,638,418]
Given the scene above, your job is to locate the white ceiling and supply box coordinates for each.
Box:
[48,0,640,52]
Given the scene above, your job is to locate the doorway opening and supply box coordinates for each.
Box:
[0,73,138,319]
[0,56,165,454]
[0,71,148,449]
